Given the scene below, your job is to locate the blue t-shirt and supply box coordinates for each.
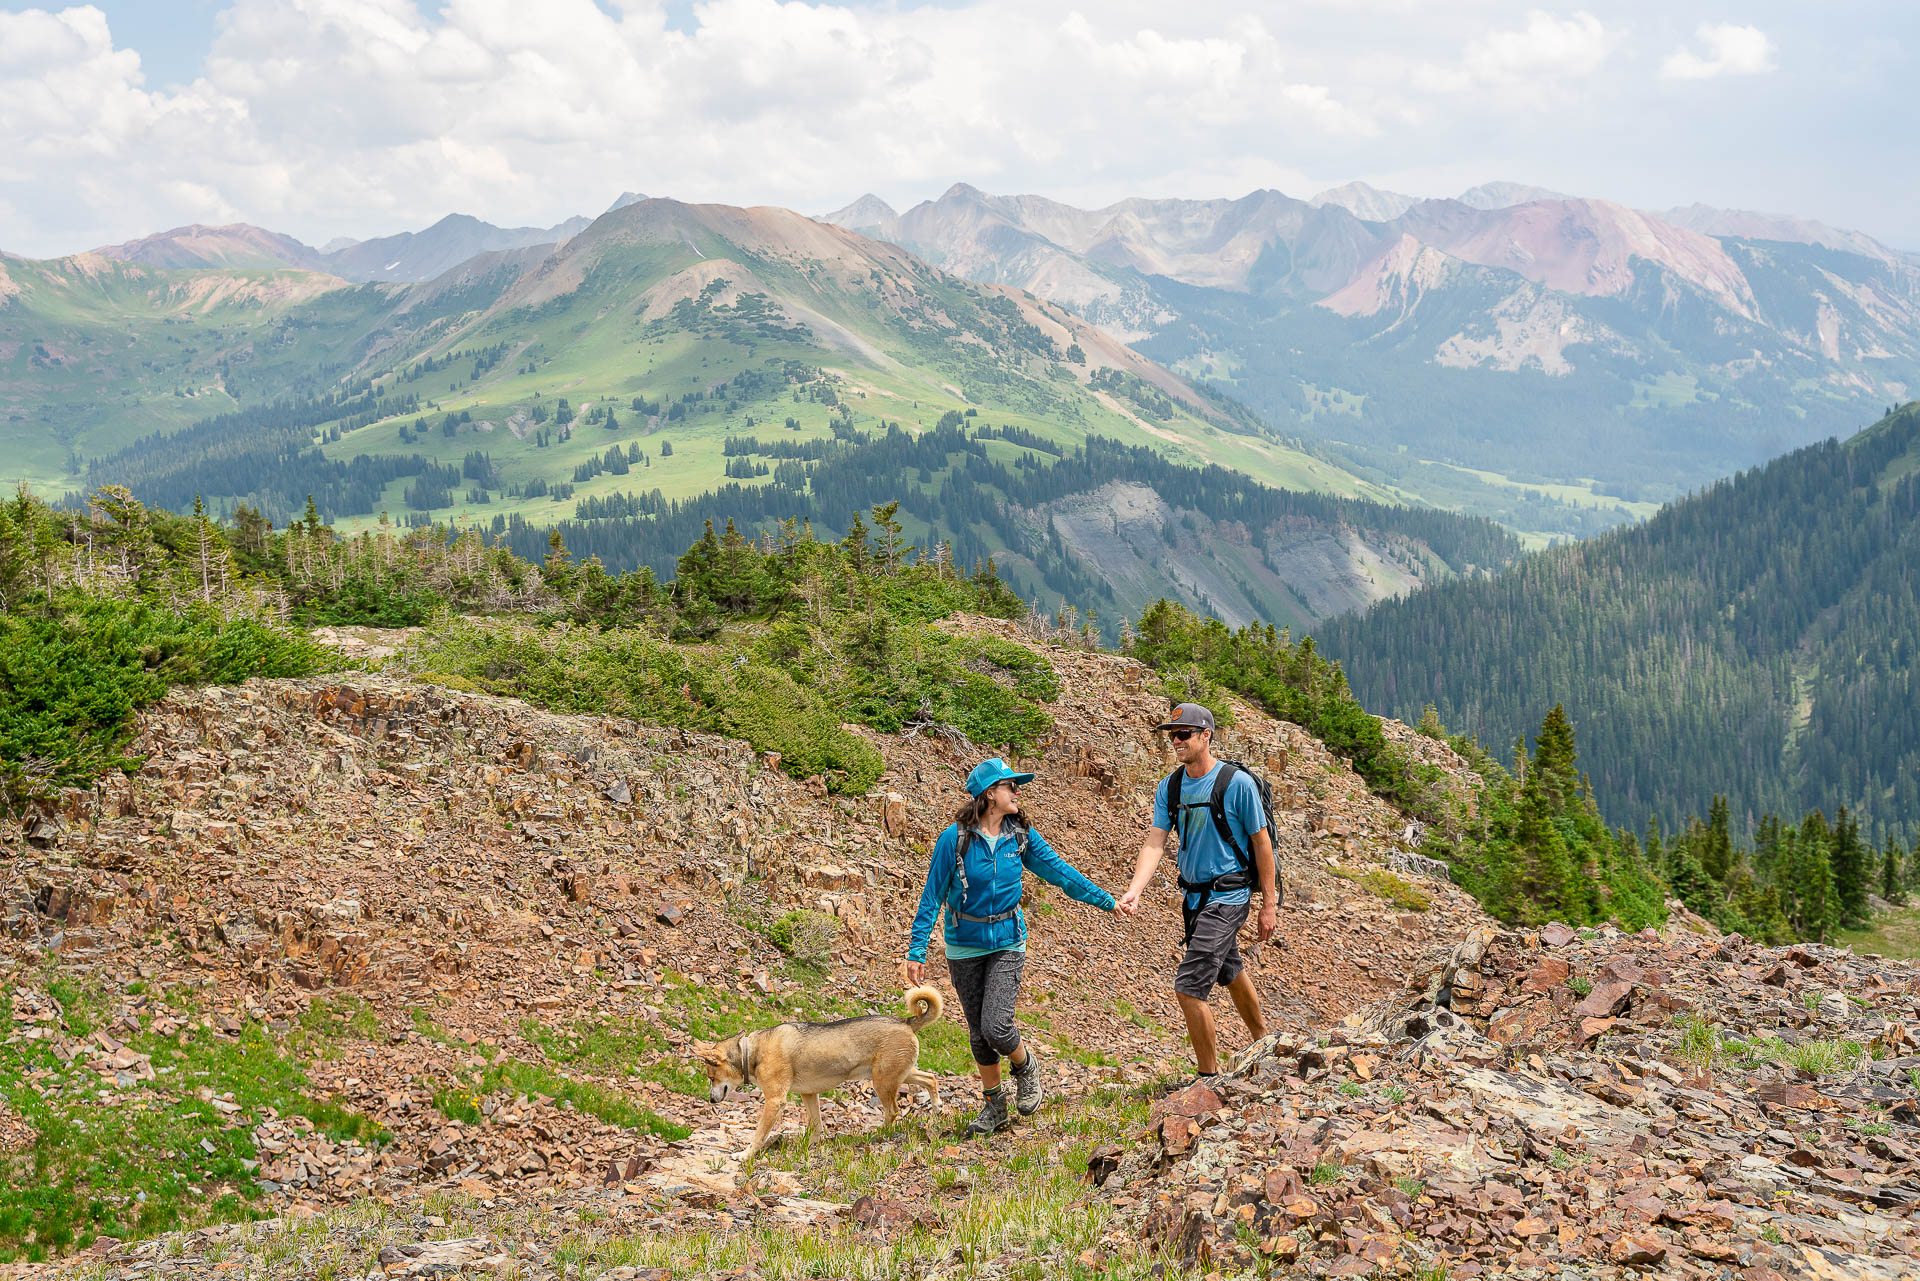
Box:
[1153,762,1267,908]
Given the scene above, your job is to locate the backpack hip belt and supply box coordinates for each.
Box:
[955,905,1022,925]
[1177,869,1252,945]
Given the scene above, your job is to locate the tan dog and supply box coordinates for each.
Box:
[697,986,944,1157]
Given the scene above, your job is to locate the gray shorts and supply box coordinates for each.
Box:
[1175,900,1249,998]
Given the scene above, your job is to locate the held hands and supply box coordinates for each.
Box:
[1116,888,1142,917]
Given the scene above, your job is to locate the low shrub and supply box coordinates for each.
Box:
[0,596,329,810]
[763,909,842,970]
[403,619,884,792]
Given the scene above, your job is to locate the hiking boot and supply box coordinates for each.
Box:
[967,1088,1011,1136]
[1011,1050,1044,1116]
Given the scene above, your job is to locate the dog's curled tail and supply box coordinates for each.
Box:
[903,985,944,1031]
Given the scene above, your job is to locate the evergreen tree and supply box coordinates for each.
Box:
[1830,807,1873,929]
[542,529,575,594]
[841,512,871,574]
[1881,836,1906,905]
[1507,767,1581,924]
[1701,795,1734,884]
[870,500,905,572]
[710,518,761,614]
[1533,704,1578,810]
[1784,812,1838,942]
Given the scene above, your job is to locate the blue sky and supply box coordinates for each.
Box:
[2,1,1914,257]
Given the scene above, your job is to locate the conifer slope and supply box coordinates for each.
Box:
[1320,403,1920,847]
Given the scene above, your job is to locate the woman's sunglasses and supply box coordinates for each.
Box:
[1168,728,1201,742]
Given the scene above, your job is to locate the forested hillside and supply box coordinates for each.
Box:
[8,480,1916,950]
[1320,403,1920,848]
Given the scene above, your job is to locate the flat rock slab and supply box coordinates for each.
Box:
[1451,1066,1650,1148]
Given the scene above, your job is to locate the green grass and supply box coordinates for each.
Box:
[1837,904,1920,960]
[472,1060,688,1139]
[411,1015,690,1138]
[1325,863,1431,911]
[698,1081,1179,1281]
[1675,1014,1724,1075]
[291,996,382,1059]
[1727,1034,1869,1076]
[0,978,387,1261]
[1308,1161,1344,1185]
[1566,975,1593,997]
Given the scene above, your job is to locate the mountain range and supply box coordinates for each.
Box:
[25,175,1915,540]
[3,176,1916,617]
[819,182,1919,530]
[9,195,1520,627]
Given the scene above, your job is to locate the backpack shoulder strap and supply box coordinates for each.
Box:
[1207,762,1252,872]
[1160,769,1184,833]
[948,824,973,900]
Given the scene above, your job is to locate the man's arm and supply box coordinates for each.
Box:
[1251,826,1277,941]
[1116,827,1168,916]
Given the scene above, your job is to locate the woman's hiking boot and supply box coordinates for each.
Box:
[1011,1050,1044,1116]
[967,1087,1011,1136]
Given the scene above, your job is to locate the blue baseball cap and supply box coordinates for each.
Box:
[965,757,1035,797]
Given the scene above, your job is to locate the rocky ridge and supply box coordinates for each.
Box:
[2,618,1483,1276]
[1097,917,1920,1279]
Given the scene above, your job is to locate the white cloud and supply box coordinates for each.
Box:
[0,3,1895,256]
[1661,23,1776,80]
[0,0,1398,255]
[0,0,1397,255]
[1415,10,1617,97]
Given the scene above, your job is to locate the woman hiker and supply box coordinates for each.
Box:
[903,757,1119,1135]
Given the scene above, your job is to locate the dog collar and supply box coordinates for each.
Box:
[733,1033,755,1087]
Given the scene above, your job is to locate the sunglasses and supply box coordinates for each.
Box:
[1168,728,1202,742]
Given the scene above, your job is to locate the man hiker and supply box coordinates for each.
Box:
[1117,702,1276,1083]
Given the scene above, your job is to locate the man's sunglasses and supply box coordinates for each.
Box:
[1168,728,1202,742]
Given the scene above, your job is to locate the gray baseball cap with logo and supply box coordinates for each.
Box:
[1154,702,1216,732]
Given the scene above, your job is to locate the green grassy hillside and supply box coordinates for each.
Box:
[35,201,1386,535]
[0,254,370,486]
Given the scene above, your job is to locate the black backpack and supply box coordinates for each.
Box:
[1161,761,1282,940]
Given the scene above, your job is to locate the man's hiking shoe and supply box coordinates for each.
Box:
[1011,1051,1044,1116]
[967,1089,1011,1136]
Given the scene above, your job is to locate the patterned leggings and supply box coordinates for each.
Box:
[947,950,1026,1066]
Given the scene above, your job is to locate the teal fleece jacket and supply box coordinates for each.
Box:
[907,821,1115,962]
